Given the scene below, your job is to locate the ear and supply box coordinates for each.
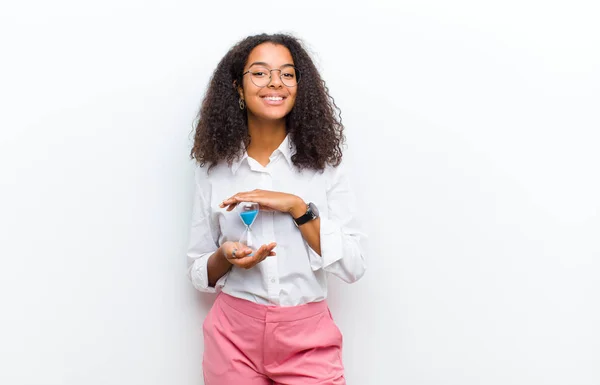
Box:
[233,80,244,99]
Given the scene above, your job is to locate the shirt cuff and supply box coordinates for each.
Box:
[188,252,229,293]
[307,217,344,271]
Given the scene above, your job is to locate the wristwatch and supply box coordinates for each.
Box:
[293,202,319,226]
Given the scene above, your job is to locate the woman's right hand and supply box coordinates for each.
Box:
[221,241,277,270]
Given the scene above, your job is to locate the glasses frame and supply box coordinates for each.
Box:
[242,65,301,88]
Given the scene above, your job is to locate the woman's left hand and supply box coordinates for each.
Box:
[219,189,305,216]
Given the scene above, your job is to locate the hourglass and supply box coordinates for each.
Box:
[237,202,261,251]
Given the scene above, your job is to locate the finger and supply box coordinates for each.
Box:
[226,203,237,212]
[220,198,239,210]
[220,196,241,208]
[219,199,233,208]
[239,247,253,257]
[243,243,273,258]
[229,242,275,268]
[255,245,274,261]
[264,244,277,258]
[228,246,251,260]
[239,246,267,267]
[236,243,253,253]
[253,244,266,257]
[232,245,260,261]
[255,244,275,258]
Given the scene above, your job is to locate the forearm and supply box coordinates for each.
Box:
[289,200,321,256]
[207,246,232,287]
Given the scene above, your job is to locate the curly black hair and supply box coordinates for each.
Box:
[191,33,345,172]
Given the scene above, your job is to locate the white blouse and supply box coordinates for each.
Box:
[186,135,367,306]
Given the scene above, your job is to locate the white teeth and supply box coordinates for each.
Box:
[264,96,283,101]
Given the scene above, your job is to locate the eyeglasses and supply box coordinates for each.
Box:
[242,65,300,88]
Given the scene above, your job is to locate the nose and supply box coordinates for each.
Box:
[267,69,283,88]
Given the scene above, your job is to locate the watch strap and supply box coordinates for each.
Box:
[293,203,316,226]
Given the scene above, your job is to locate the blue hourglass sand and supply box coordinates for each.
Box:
[238,202,261,251]
[240,210,258,227]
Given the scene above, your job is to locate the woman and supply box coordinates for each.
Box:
[187,33,367,385]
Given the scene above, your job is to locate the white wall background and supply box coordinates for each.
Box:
[1,1,598,384]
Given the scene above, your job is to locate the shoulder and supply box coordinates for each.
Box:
[325,158,350,177]
[313,159,350,192]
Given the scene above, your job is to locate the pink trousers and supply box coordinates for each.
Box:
[202,292,345,385]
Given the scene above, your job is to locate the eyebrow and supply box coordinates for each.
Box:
[247,61,295,68]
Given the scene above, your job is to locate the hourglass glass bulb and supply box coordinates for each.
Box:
[238,202,259,227]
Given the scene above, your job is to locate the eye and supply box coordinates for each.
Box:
[282,73,295,78]
[252,71,267,77]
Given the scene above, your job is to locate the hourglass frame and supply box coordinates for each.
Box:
[237,202,261,251]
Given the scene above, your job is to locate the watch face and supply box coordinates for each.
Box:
[308,202,319,218]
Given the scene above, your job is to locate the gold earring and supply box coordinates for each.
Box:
[239,99,245,110]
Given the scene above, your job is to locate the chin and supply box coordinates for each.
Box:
[256,109,291,121]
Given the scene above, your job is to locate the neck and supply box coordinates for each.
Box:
[246,115,287,160]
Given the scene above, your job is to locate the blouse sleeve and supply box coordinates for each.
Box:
[306,161,367,283]
[186,165,228,293]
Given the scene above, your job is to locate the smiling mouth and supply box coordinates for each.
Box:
[261,96,285,101]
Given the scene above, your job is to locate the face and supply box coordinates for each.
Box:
[239,43,298,122]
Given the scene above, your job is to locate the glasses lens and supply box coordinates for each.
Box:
[280,67,299,87]
[248,67,271,87]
